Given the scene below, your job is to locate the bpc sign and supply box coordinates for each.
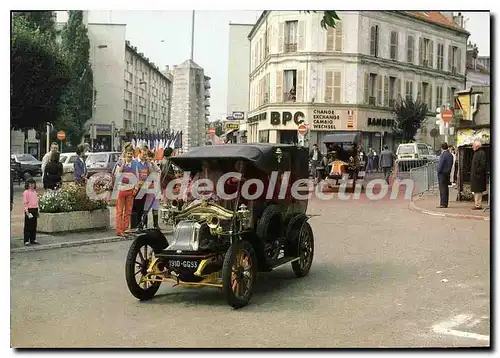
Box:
[270,111,305,126]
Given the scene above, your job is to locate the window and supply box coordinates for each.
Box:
[265,26,270,56]
[258,130,269,143]
[285,21,298,53]
[326,21,343,52]
[405,81,414,99]
[447,86,456,105]
[369,73,377,105]
[419,38,434,68]
[390,31,398,60]
[420,82,432,109]
[284,70,297,102]
[437,44,444,71]
[388,76,396,104]
[325,71,341,103]
[417,144,429,155]
[407,35,414,63]
[449,46,461,74]
[436,86,443,107]
[370,25,379,57]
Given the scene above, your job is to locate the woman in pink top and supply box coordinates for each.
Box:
[23,178,39,246]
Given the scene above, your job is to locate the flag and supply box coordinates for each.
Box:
[174,130,182,149]
[169,131,177,149]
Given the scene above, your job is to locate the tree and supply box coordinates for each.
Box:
[392,96,429,142]
[58,10,94,147]
[12,11,57,41]
[11,15,71,132]
[302,11,340,29]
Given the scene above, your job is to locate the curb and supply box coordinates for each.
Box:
[11,230,173,254]
[409,199,490,221]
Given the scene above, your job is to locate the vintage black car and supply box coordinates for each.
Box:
[125,144,315,308]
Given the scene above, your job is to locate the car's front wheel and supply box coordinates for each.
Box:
[125,235,162,300]
[222,240,257,309]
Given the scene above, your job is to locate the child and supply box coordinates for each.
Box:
[23,178,39,245]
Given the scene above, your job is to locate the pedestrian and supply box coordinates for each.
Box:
[23,178,40,246]
[379,145,394,184]
[366,148,374,174]
[470,140,487,210]
[131,146,150,229]
[373,149,379,172]
[436,142,453,208]
[43,152,63,190]
[74,144,87,185]
[114,147,136,237]
[41,142,59,181]
[142,150,161,229]
[309,144,322,183]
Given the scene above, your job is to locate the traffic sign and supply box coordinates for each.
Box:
[297,124,308,136]
[57,131,66,141]
[442,109,453,123]
[209,128,215,136]
[232,111,244,120]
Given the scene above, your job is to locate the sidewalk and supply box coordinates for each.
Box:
[410,186,490,221]
[11,194,172,253]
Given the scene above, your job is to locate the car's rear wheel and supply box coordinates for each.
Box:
[291,221,314,278]
[125,235,162,300]
[222,240,257,309]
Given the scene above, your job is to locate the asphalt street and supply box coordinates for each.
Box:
[11,196,490,348]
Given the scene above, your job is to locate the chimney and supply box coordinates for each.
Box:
[453,12,464,28]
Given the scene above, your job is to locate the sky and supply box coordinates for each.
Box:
[56,10,489,123]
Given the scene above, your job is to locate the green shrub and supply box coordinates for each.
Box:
[39,183,107,213]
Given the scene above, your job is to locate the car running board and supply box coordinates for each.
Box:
[270,256,300,271]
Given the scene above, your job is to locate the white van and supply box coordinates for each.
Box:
[396,143,437,161]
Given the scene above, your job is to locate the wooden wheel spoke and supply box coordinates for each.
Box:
[137,249,145,263]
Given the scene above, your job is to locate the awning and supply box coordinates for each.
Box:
[220,128,238,138]
[322,132,361,144]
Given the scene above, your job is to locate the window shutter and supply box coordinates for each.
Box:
[266,26,271,56]
[326,27,334,51]
[370,26,376,55]
[395,78,401,101]
[260,38,264,63]
[376,76,382,106]
[418,37,424,65]
[278,22,285,53]
[334,21,343,52]
[395,32,399,60]
[417,81,422,101]
[276,71,283,103]
[407,35,413,63]
[333,72,341,103]
[457,47,462,74]
[383,76,389,106]
[298,21,305,51]
[265,73,270,103]
[448,45,453,72]
[364,72,369,104]
[428,84,433,110]
[296,70,304,102]
[429,40,434,68]
[325,70,333,103]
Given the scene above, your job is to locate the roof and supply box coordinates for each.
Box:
[170,143,306,173]
[248,11,268,40]
[401,11,470,35]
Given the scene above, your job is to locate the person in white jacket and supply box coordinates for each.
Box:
[450,146,457,187]
[41,142,59,181]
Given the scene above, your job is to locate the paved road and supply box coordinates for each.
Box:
[11,196,490,348]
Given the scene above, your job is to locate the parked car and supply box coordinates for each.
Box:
[10,158,21,185]
[59,152,88,182]
[396,143,436,162]
[11,154,42,180]
[85,151,120,177]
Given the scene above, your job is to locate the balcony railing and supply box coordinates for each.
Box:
[422,60,429,67]
[388,98,395,107]
[284,92,296,102]
[368,96,376,105]
[451,66,457,74]
[284,43,297,53]
[263,93,269,104]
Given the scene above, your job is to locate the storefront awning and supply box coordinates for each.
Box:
[220,128,238,138]
[322,132,361,144]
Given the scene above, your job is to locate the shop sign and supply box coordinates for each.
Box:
[311,109,340,130]
[270,111,305,126]
[367,117,395,127]
[248,112,267,124]
[224,122,240,131]
[457,127,490,146]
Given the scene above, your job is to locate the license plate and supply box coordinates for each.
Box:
[168,260,199,269]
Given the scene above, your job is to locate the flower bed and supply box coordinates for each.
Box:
[38,183,110,233]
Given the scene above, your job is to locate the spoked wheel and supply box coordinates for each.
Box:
[125,235,162,300]
[291,221,314,277]
[222,240,257,309]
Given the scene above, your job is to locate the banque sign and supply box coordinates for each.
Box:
[311,109,340,130]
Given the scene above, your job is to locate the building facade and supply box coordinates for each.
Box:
[465,43,490,88]
[170,60,209,151]
[246,11,469,153]
[226,23,254,142]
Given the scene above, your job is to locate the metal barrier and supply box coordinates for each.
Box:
[409,161,438,195]
[394,159,437,181]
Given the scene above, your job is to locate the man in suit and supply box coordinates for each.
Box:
[470,140,487,210]
[436,142,454,208]
[379,145,394,184]
[309,144,322,183]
